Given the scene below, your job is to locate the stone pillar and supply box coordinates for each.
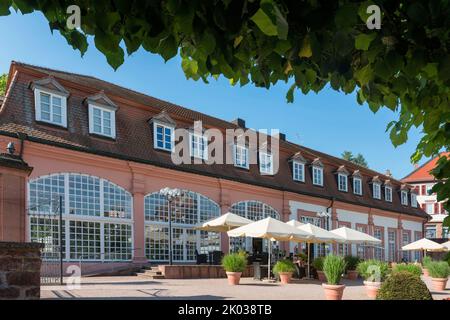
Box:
[397,217,403,262]
[131,174,147,264]
[368,211,374,259]
[0,152,33,242]
[281,202,291,253]
[0,241,43,300]
[220,204,230,253]
[331,207,339,254]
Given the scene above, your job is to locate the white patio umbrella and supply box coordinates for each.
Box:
[442,240,450,251]
[195,212,253,253]
[402,238,446,255]
[329,226,382,245]
[287,220,345,278]
[228,217,312,280]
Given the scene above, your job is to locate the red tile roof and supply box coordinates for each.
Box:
[401,152,450,183]
[0,61,428,219]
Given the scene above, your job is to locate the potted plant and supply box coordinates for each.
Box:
[221,253,247,285]
[427,261,450,291]
[357,259,389,298]
[392,263,422,277]
[322,255,347,300]
[422,256,432,277]
[344,255,361,280]
[312,257,326,282]
[273,259,296,284]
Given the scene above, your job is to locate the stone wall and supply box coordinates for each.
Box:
[0,242,43,300]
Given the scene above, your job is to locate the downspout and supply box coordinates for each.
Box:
[16,132,27,160]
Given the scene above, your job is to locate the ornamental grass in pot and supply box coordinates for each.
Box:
[422,256,432,277]
[427,261,450,291]
[344,255,361,280]
[392,263,422,278]
[322,255,347,300]
[356,259,389,299]
[221,253,247,285]
[273,259,296,284]
[312,257,326,282]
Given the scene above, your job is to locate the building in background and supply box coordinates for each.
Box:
[402,153,449,240]
[0,62,428,274]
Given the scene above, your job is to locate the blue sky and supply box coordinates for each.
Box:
[0,10,426,179]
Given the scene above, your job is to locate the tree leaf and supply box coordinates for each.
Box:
[299,35,312,58]
[355,33,376,51]
[251,8,277,37]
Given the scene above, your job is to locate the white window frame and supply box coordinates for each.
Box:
[88,103,116,138]
[312,166,323,186]
[373,183,381,199]
[338,173,348,192]
[259,152,273,175]
[401,190,408,206]
[385,186,392,202]
[233,144,249,169]
[353,177,362,195]
[411,193,418,208]
[34,89,67,127]
[189,133,208,160]
[153,122,175,152]
[293,161,305,182]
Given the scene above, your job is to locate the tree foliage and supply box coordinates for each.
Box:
[1,1,449,210]
[0,74,7,96]
[342,151,369,168]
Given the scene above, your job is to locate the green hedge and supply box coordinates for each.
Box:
[376,272,432,300]
[392,263,422,277]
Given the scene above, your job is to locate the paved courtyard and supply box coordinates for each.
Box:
[41,276,450,300]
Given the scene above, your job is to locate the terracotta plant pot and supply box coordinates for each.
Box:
[317,271,327,282]
[226,272,242,285]
[322,283,345,300]
[431,278,448,291]
[363,281,381,299]
[347,270,359,280]
[278,272,293,284]
[423,268,429,277]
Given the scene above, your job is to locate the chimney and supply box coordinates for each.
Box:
[414,163,419,169]
[385,169,392,177]
[231,118,246,128]
[278,133,286,141]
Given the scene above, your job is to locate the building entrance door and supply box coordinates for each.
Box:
[252,238,263,255]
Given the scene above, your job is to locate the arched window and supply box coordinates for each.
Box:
[144,191,220,262]
[230,200,280,221]
[229,200,280,252]
[28,173,133,261]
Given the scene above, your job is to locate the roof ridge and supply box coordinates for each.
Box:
[401,152,450,181]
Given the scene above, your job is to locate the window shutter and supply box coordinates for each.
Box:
[421,185,426,195]
[421,203,426,211]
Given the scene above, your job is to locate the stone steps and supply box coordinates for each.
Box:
[135,266,165,279]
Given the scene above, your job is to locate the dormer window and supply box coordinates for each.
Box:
[31,77,69,127]
[336,166,349,192]
[190,133,208,159]
[86,92,117,139]
[312,159,324,186]
[234,144,249,169]
[353,177,362,195]
[411,193,418,208]
[373,182,381,199]
[150,111,176,152]
[385,186,393,202]
[401,190,408,206]
[259,152,273,175]
[293,161,305,182]
[338,174,348,192]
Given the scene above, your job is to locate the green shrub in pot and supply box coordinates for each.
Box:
[356,259,390,282]
[312,257,324,271]
[221,253,247,273]
[427,261,450,278]
[273,259,296,275]
[344,255,361,272]
[392,263,422,277]
[323,255,346,285]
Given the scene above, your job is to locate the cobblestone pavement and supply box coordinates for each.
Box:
[40,276,450,300]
